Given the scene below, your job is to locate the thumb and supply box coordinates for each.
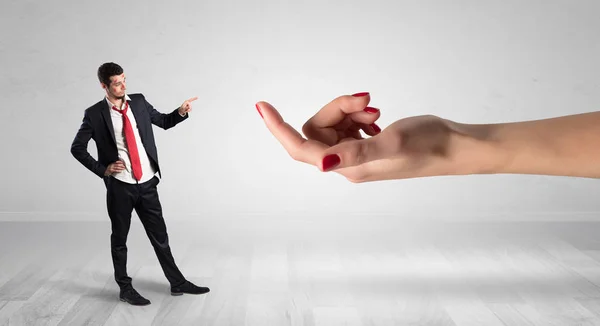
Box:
[320,132,400,171]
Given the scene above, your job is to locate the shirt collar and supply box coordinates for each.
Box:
[106,94,131,110]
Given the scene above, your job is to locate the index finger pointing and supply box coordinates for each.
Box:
[257,101,328,166]
[187,96,198,102]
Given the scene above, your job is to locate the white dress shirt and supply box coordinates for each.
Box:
[107,95,158,184]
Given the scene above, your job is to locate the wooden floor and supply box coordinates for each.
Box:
[3,220,600,325]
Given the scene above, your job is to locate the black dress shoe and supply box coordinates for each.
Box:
[171,280,210,296]
[119,287,151,306]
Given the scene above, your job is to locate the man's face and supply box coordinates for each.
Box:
[103,73,126,99]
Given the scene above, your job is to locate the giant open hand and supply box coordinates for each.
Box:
[257,93,483,183]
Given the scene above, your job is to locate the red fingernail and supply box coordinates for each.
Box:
[255,104,263,118]
[352,92,369,97]
[371,123,381,133]
[322,154,341,171]
[363,106,379,113]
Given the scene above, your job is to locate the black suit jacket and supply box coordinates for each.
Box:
[71,93,188,179]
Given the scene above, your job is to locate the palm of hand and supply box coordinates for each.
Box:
[337,115,456,182]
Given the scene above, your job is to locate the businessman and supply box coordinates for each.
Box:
[71,62,209,306]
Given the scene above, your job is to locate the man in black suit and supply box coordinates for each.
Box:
[71,62,209,306]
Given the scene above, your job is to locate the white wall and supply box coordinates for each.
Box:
[1,0,599,223]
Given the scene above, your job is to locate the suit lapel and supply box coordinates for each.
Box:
[100,99,117,145]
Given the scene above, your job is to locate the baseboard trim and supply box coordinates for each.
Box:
[0,211,599,222]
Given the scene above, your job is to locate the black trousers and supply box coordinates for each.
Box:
[104,175,186,289]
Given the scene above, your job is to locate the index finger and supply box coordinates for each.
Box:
[256,101,328,166]
[306,92,371,129]
[187,96,198,102]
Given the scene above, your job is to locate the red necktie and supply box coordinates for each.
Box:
[111,102,143,181]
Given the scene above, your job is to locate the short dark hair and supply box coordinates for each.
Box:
[97,62,123,86]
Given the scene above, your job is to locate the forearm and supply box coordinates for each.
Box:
[71,149,106,178]
[453,111,600,178]
[147,107,187,129]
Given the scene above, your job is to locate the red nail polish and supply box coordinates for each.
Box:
[255,104,263,118]
[322,154,341,171]
[371,123,381,133]
[352,92,369,97]
[363,107,379,113]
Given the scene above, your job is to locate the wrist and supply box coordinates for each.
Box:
[443,120,512,176]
